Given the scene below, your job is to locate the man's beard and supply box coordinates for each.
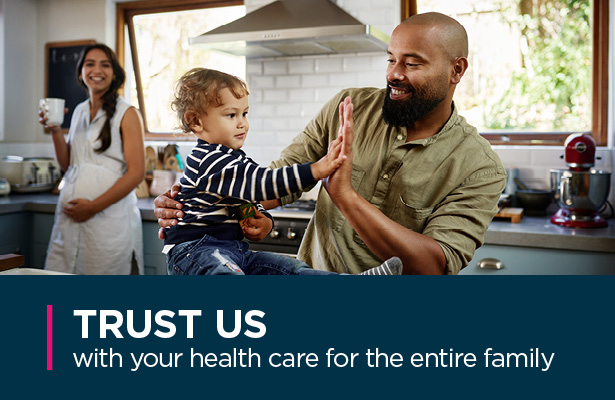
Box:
[382,82,448,128]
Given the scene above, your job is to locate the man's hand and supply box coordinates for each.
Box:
[323,96,355,200]
[154,184,184,239]
[241,208,274,241]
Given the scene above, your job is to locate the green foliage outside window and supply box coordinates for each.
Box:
[483,0,591,132]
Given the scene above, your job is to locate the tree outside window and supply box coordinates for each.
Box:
[414,0,606,145]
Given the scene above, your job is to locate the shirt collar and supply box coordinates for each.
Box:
[197,139,247,156]
[86,101,107,125]
[403,102,460,146]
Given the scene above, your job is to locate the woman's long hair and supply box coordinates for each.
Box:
[76,43,126,153]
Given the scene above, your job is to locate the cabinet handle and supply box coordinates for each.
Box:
[477,258,504,270]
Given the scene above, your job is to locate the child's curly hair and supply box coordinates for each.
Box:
[171,68,249,133]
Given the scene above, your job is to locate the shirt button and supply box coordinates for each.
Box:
[382,174,389,180]
[396,134,403,141]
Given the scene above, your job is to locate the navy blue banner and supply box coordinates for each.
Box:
[0,276,613,399]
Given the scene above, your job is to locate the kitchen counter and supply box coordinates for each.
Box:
[0,192,159,220]
[1,192,614,253]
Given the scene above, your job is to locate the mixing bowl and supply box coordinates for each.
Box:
[515,189,553,215]
[550,169,611,211]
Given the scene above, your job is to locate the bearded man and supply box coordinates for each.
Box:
[155,12,507,275]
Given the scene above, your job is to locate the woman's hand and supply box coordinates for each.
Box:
[241,208,273,241]
[63,198,99,222]
[38,107,67,134]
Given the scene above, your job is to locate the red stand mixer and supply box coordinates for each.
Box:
[550,134,611,228]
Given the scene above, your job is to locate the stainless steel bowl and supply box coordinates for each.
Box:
[550,169,611,211]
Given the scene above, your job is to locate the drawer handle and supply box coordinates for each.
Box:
[477,258,504,270]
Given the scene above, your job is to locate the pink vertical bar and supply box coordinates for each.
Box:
[47,305,53,371]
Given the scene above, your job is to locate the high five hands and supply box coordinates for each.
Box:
[322,96,354,199]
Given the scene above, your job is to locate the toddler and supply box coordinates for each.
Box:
[163,68,401,275]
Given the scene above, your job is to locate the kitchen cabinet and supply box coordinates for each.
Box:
[4,194,614,276]
[27,217,168,275]
[460,244,615,275]
[0,213,29,260]
[0,212,53,269]
[142,221,168,275]
[30,213,54,268]
[0,207,168,274]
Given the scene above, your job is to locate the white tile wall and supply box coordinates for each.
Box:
[492,147,615,204]
[242,0,394,166]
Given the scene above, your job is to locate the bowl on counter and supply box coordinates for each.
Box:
[515,189,553,216]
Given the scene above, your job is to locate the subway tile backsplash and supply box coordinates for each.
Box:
[242,52,388,166]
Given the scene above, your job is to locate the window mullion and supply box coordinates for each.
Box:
[592,0,609,146]
[126,12,149,133]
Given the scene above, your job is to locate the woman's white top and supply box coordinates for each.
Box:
[45,97,144,275]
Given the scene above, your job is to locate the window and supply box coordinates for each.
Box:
[117,0,245,139]
[402,0,608,146]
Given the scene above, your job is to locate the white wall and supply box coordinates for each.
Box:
[0,0,613,204]
[0,0,108,156]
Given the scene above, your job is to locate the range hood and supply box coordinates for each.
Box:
[190,0,390,58]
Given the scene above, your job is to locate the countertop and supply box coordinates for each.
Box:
[2,192,614,253]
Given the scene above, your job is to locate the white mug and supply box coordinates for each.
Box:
[39,98,65,126]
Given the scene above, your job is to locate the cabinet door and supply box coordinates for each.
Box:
[30,213,55,269]
[0,213,29,258]
[142,221,168,275]
[461,244,615,275]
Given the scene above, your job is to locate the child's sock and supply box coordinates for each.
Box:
[359,257,403,275]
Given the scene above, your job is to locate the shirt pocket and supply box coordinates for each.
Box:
[352,194,434,247]
[393,194,434,232]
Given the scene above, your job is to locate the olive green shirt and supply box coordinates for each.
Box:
[271,88,507,274]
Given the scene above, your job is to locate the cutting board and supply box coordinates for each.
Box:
[495,207,524,223]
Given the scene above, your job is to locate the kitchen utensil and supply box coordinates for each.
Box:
[550,134,611,228]
[550,169,611,227]
[0,156,61,193]
[39,98,65,126]
[515,189,553,216]
[149,170,176,197]
[513,177,530,191]
[498,193,511,208]
[504,168,519,195]
[145,146,157,173]
[0,178,10,195]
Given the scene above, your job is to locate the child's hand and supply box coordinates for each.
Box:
[241,208,273,241]
[310,135,347,180]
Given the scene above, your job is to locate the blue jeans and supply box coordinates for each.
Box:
[166,235,338,275]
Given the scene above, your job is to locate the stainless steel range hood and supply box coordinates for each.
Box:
[190,0,390,58]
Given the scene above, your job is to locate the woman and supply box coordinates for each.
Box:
[39,43,145,274]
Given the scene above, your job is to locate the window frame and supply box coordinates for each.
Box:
[116,0,243,140]
[403,0,608,146]
[117,0,607,146]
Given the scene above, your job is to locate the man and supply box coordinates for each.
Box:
[155,12,507,275]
